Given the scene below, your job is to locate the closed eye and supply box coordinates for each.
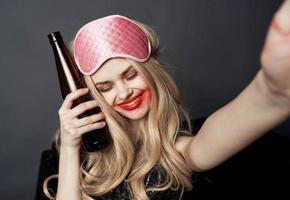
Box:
[126,70,138,80]
[98,85,112,93]
[96,69,138,93]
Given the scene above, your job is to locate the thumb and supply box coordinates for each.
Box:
[263,0,290,51]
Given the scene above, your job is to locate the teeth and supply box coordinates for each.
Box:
[125,98,137,106]
[119,93,143,107]
[127,102,134,106]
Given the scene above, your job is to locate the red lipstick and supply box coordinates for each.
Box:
[116,93,143,111]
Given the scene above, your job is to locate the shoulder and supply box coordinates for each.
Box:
[175,135,195,160]
[175,117,207,171]
[176,117,207,154]
[175,135,209,173]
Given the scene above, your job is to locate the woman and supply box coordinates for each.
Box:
[43,1,290,200]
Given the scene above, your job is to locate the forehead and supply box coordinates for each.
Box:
[91,57,133,82]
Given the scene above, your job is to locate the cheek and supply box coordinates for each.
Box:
[101,92,115,106]
[133,76,148,89]
[142,88,152,105]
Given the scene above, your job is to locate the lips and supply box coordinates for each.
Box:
[116,92,143,111]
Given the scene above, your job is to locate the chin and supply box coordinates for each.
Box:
[118,108,149,120]
[121,113,147,120]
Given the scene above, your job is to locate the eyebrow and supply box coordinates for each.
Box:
[95,65,134,86]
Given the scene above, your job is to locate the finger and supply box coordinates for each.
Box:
[72,112,106,128]
[273,0,290,34]
[76,121,106,136]
[60,88,89,112]
[69,100,99,118]
[265,0,290,47]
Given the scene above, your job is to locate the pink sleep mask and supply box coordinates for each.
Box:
[73,15,151,75]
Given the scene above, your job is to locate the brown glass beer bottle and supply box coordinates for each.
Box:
[48,31,110,152]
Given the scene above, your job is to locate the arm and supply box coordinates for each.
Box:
[56,147,82,200]
[182,70,290,171]
[55,88,106,200]
[178,0,290,172]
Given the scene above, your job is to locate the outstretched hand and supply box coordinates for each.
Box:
[261,0,290,100]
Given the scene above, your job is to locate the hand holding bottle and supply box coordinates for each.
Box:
[48,31,110,151]
[58,88,106,150]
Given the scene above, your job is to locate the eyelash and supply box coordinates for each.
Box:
[126,71,138,80]
[98,71,138,93]
[98,86,112,93]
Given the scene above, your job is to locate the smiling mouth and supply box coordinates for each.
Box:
[116,92,143,110]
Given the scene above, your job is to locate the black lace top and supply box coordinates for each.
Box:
[93,165,183,200]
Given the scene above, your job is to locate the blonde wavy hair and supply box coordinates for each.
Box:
[44,18,195,200]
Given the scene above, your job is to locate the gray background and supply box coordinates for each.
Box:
[0,0,289,199]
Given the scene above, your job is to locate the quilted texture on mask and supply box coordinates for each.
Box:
[74,15,151,75]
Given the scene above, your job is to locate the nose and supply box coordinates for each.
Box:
[116,81,133,100]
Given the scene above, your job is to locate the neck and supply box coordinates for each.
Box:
[128,119,142,146]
